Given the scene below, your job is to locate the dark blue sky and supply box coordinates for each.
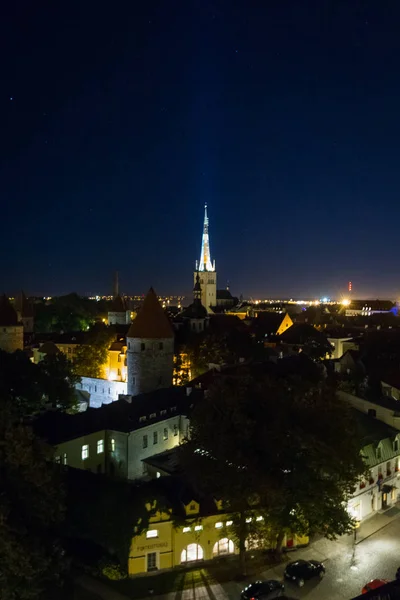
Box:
[1,1,400,299]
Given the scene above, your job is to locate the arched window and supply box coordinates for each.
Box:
[180,543,204,563]
[212,538,234,557]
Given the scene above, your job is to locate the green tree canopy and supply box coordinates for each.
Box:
[0,350,78,416]
[179,367,365,574]
[73,325,116,379]
[0,403,66,599]
[34,293,109,333]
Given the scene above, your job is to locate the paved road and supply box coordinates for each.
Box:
[224,519,400,599]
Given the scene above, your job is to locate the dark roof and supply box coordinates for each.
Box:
[110,295,126,312]
[33,331,89,345]
[250,312,286,335]
[14,291,35,317]
[345,299,395,311]
[0,294,19,326]
[216,289,233,300]
[352,408,398,446]
[127,288,174,339]
[143,448,181,475]
[109,341,125,352]
[279,323,328,345]
[33,386,201,445]
[180,301,208,320]
[381,373,400,390]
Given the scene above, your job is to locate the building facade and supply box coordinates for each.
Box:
[195,204,216,312]
[0,294,24,353]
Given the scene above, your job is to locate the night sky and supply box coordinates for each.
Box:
[2,1,400,299]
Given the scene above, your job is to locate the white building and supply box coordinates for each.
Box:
[348,414,400,522]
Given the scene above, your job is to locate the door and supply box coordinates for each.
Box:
[147,552,157,572]
[382,493,388,509]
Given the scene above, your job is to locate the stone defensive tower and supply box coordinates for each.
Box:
[0,294,24,352]
[14,290,34,333]
[126,287,174,396]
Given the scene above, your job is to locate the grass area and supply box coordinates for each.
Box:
[105,553,286,599]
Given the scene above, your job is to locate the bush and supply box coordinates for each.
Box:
[101,562,127,581]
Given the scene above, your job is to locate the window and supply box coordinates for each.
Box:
[147,552,157,572]
[82,445,89,460]
[190,503,196,511]
[62,453,67,465]
[368,409,377,418]
[97,439,104,454]
[160,409,167,416]
[163,428,168,441]
[159,342,163,350]
[226,520,233,526]
[174,424,178,437]
[256,516,263,522]
[215,522,223,529]
[128,342,131,350]
[212,538,234,557]
[377,447,382,459]
[139,416,147,422]
[246,517,252,523]
[94,385,97,393]
[117,368,121,376]
[118,355,121,362]
[143,435,148,449]
[387,461,391,475]
[55,456,61,464]
[183,527,191,533]
[180,544,204,563]
[153,431,158,445]
[141,343,145,351]
[150,412,156,418]
[110,438,116,452]
[146,530,158,539]
[395,439,399,452]
[194,525,203,531]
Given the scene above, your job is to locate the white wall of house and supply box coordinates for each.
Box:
[327,337,355,360]
[76,377,127,407]
[128,414,189,480]
[338,391,400,430]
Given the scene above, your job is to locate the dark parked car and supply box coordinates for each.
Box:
[241,580,285,599]
[284,559,325,587]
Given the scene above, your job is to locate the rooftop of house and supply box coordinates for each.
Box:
[352,408,398,447]
[127,287,174,339]
[216,289,234,300]
[33,386,202,445]
[381,373,400,390]
[0,294,20,326]
[37,341,60,355]
[109,295,127,313]
[33,331,90,345]
[143,448,181,476]
[279,323,329,345]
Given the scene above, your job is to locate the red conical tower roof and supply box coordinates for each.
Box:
[127,288,174,339]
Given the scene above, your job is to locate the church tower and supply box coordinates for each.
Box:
[126,288,174,396]
[194,204,217,313]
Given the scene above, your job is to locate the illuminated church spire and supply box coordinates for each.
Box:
[197,203,215,272]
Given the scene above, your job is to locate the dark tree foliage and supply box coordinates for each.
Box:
[0,350,78,416]
[179,369,365,574]
[0,404,66,599]
[73,325,116,378]
[34,293,108,333]
[63,470,165,568]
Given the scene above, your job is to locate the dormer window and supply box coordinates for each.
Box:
[394,439,399,452]
[376,446,382,460]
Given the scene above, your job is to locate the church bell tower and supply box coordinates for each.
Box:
[194,204,217,312]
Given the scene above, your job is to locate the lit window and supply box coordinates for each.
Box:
[215,522,223,529]
[226,520,233,526]
[183,527,191,533]
[156,471,161,478]
[55,456,61,464]
[150,412,156,418]
[110,438,116,452]
[139,416,147,422]
[62,453,67,465]
[146,530,158,539]
[246,517,252,523]
[256,516,263,522]
[82,445,89,460]
[97,439,104,454]
[194,525,203,531]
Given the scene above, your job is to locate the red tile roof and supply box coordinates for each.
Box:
[127,287,174,339]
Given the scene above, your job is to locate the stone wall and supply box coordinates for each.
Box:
[126,337,174,396]
[0,325,24,352]
[76,377,127,408]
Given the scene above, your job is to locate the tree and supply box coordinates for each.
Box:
[179,368,365,574]
[73,325,116,379]
[0,350,78,417]
[0,403,66,599]
[38,353,81,413]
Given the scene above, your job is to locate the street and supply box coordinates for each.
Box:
[224,517,400,600]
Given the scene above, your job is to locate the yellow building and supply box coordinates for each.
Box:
[103,340,127,382]
[129,497,308,575]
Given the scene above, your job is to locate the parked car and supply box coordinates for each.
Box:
[284,559,325,587]
[241,580,285,599]
[362,579,389,594]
